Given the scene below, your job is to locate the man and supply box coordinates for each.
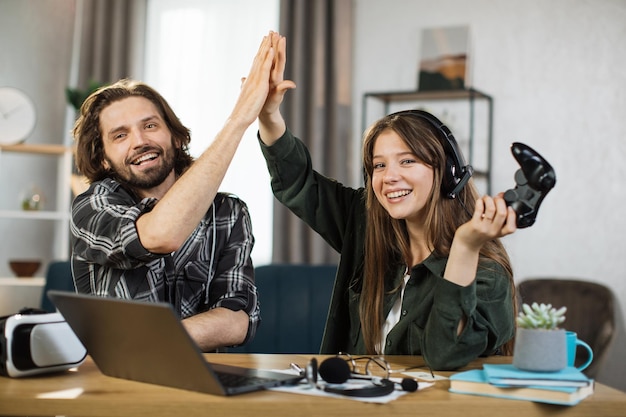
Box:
[70,33,277,352]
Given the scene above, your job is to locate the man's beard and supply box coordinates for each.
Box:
[105,147,175,190]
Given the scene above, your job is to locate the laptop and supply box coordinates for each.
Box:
[47,290,303,395]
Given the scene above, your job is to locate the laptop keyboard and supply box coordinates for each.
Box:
[215,371,275,388]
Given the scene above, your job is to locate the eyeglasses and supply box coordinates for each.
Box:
[336,352,434,380]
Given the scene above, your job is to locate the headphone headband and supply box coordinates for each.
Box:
[304,357,416,397]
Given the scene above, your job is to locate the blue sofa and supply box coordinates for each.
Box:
[231,263,337,354]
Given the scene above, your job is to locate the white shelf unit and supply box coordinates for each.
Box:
[0,143,73,261]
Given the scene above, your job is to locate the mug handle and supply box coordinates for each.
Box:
[575,339,594,371]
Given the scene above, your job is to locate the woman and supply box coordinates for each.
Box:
[258,33,517,370]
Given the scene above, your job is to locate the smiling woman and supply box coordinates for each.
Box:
[143,0,279,266]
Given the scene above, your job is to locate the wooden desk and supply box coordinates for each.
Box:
[1,354,625,417]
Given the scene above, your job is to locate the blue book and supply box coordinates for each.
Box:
[482,364,592,388]
[449,369,594,406]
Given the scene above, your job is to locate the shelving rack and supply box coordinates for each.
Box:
[361,88,493,195]
[0,143,73,261]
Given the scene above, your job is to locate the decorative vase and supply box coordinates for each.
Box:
[20,185,44,211]
[513,327,567,372]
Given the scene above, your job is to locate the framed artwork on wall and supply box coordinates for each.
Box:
[417,25,471,91]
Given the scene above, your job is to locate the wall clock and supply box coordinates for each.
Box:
[0,87,37,145]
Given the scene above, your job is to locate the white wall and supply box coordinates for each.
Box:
[353,0,626,390]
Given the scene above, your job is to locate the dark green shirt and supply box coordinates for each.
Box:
[259,129,514,370]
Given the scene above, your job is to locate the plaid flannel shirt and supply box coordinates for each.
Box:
[70,178,259,345]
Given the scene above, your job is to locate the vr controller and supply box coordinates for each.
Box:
[503,142,556,228]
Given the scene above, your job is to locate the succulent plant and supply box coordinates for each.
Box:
[516,302,566,330]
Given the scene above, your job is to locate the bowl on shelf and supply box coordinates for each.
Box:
[9,259,42,278]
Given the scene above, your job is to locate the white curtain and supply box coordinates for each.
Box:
[143,0,279,266]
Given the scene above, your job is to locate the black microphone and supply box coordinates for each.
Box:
[399,378,418,392]
[318,357,418,392]
[318,357,351,383]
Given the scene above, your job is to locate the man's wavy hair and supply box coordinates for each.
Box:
[73,79,193,183]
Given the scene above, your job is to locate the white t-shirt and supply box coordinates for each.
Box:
[378,273,411,354]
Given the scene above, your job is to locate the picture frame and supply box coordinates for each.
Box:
[417,25,471,91]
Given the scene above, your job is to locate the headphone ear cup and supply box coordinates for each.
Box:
[442,153,473,199]
[323,378,395,397]
[441,153,458,197]
[306,358,318,385]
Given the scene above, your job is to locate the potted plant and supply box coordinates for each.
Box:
[66,80,106,111]
[513,302,568,372]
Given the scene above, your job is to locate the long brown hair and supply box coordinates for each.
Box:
[73,79,194,183]
[359,111,516,355]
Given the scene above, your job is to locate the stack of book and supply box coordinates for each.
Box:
[449,364,594,406]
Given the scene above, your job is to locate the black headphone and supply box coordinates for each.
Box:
[305,357,417,398]
[389,109,474,199]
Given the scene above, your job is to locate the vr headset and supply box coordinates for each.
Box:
[0,309,86,377]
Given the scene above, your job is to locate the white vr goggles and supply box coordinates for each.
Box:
[0,310,86,377]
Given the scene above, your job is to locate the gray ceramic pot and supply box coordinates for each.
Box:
[513,327,567,372]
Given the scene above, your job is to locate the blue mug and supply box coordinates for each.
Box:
[566,331,593,371]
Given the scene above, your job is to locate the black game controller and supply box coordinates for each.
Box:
[503,142,556,228]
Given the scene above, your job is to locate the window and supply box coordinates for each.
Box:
[144,0,279,266]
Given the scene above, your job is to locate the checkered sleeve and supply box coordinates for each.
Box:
[206,195,259,345]
[71,179,161,269]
